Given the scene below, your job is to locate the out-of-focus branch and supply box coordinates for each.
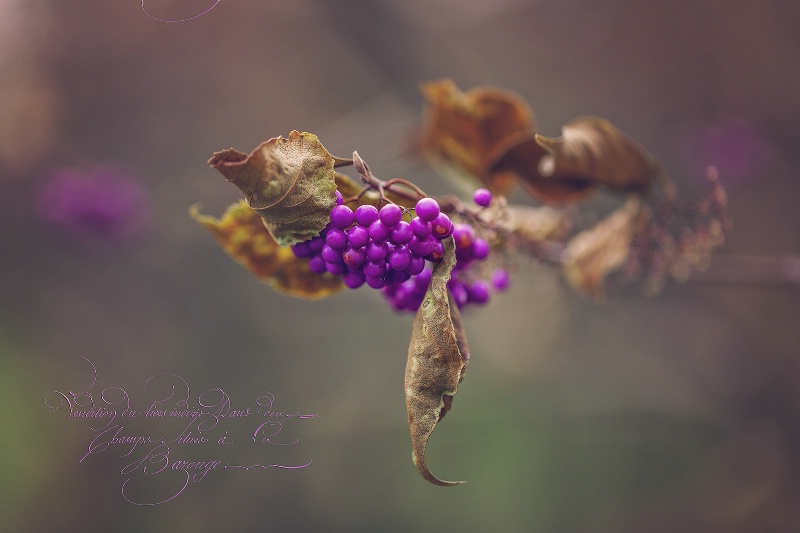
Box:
[689,255,800,286]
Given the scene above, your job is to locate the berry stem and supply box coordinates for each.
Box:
[352,151,426,206]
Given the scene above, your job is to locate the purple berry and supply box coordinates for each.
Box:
[386,269,411,284]
[467,280,491,303]
[366,241,389,262]
[448,280,469,307]
[308,255,327,274]
[329,205,355,229]
[321,244,343,264]
[453,224,475,249]
[491,269,511,291]
[363,260,386,278]
[410,217,431,238]
[335,190,344,205]
[326,261,347,275]
[308,235,325,252]
[431,213,454,239]
[355,204,379,226]
[415,197,440,222]
[413,268,433,292]
[365,275,386,289]
[368,219,391,242]
[388,245,411,271]
[347,225,370,248]
[379,203,403,227]
[408,235,435,257]
[390,221,413,245]
[407,256,425,275]
[473,188,492,207]
[426,240,445,261]
[292,241,312,258]
[472,238,490,260]
[343,270,365,289]
[325,228,348,250]
[342,245,366,268]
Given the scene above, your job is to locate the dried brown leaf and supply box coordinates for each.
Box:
[563,197,651,298]
[420,78,534,195]
[208,131,337,246]
[190,201,344,299]
[405,237,469,486]
[502,204,571,242]
[530,117,660,202]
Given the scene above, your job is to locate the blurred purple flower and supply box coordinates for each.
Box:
[680,118,768,184]
[37,165,150,240]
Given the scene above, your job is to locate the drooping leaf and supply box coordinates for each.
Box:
[530,117,660,202]
[190,201,344,299]
[208,131,337,246]
[420,78,534,195]
[563,197,650,299]
[405,237,469,486]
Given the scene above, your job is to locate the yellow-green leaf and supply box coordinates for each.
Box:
[191,201,344,299]
[208,131,337,246]
[405,237,469,486]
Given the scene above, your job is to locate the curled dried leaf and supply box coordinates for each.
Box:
[563,197,651,299]
[405,237,469,486]
[191,201,344,299]
[529,117,660,202]
[420,78,534,195]
[208,131,337,246]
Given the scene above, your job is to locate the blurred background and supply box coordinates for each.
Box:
[2,0,800,531]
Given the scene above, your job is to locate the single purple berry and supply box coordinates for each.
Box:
[390,221,413,245]
[407,255,425,275]
[453,224,475,250]
[321,244,343,264]
[347,225,370,248]
[335,190,344,205]
[326,261,347,275]
[379,203,403,227]
[491,269,511,291]
[473,188,492,207]
[329,205,355,229]
[410,217,431,239]
[366,241,389,262]
[413,268,433,292]
[408,235,435,257]
[308,255,327,274]
[355,204,379,227]
[343,271,366,289]
[415,197,440,222]
[388,245,411,271]
[365,275,386,289]
[325,228,348,250]
[467,280,491,303]
[342,245,366,268]
[386,269,411,285]
[308,235,325,253]
[368,219,391,242]
[431,213,454,239]
[292,241,313,258]
[363,260,386,278]
[471,237,490,260]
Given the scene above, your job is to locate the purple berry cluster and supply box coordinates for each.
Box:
[384,223,510,312]
[291,193,454,292]
[292,188,511,313]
